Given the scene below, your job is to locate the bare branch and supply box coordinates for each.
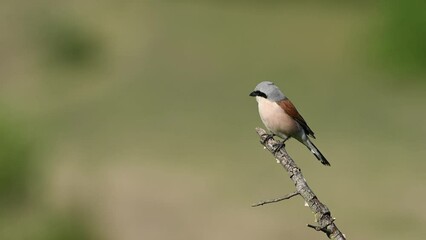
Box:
[254,127,346,240]
[252,192,299,207]
[307,224,325,231]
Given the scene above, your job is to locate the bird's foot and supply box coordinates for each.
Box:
[273,141,286,154]
[260,133,275,144]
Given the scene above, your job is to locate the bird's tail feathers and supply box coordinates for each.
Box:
[305,139,330,166]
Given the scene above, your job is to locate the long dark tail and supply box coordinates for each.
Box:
[305,139,330,166]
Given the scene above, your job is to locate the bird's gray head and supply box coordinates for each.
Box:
[249,81,286,101]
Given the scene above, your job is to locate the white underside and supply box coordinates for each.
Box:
[256,96,302,140]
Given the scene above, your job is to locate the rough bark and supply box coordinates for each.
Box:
[253,127,346,240]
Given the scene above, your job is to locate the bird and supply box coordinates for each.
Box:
[249,81,330,166]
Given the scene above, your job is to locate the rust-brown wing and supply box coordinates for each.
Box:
[277,99,316,138]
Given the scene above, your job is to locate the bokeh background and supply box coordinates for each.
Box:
[1,1,426,239]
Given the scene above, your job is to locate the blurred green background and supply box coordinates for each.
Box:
[1,1,426,239]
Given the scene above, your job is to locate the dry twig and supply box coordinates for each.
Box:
[252,192,299,207]
[253,127,346,240]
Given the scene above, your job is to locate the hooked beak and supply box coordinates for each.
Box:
[249,91,259,97]
[249,90,267,98]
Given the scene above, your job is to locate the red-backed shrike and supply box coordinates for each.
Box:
[249,81,330,166]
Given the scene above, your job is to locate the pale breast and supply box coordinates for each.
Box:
[256,96,300,138]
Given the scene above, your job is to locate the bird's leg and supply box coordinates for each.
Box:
[282,136,291,143]
[261,133,275,144]
[273,142,285,153]
[273,136,290,153]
